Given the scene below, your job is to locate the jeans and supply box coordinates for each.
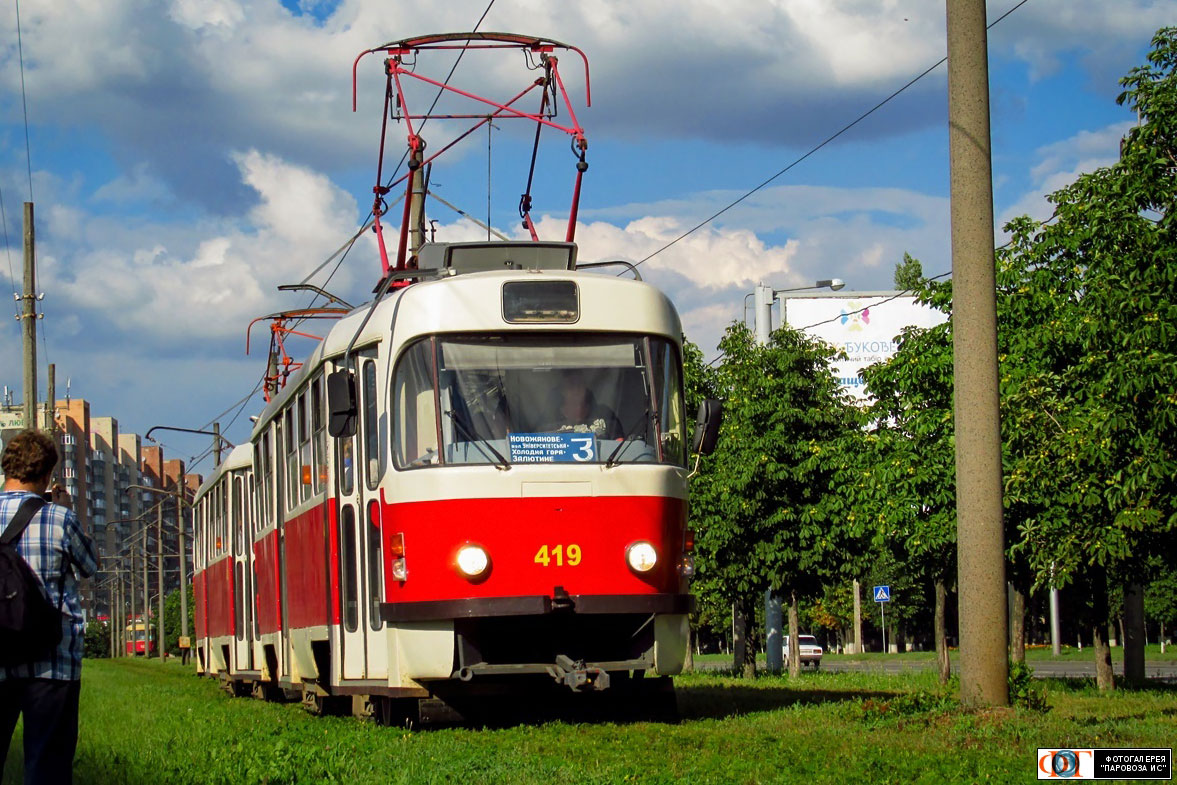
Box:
[0,678,81,785]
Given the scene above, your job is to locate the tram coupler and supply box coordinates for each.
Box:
[550,654,610,692]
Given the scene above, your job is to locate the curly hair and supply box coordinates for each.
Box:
[1,429,59,482]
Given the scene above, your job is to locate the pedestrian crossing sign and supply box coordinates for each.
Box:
[873,585,891,603]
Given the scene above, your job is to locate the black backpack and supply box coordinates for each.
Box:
[0,497,65,667]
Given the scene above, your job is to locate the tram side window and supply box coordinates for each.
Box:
[258,435,274,528]
[393,340,438,468]
[367,504,383,631]
[219,478,228,556]
[362,359,384,490]
[341,506,359,633]
[285,407,298,511]
[248,475,257,543]
[650,339,687,466]
[298,391,312,503]
[311,376,326,495]
[233,476,243,554]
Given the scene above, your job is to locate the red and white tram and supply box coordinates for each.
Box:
[192,244,719,721]
[190,34,720,723]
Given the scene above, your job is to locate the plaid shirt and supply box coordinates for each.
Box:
[0,491,99,681]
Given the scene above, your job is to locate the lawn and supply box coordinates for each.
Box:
[2,658,1174,784]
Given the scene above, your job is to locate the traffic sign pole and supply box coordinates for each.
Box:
[873,586,891,653]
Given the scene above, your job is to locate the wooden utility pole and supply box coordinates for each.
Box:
[21,202,37,429]
[947,0,1009,705]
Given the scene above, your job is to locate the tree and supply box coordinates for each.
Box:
[858,310,958,683]
[999,27,1177,689]
[163,585,195,657]
[893,252,925,291]
[84,618,111,659]
[691,322,861,677]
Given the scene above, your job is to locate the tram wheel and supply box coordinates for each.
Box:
[370,696,421,729]
[302,688,349,716]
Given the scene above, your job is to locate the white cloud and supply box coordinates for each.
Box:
[999,121,1130,225]
[45,151,367,346]
[0,0,1164,214]
[92,163,174,205]
[528,179,949,355]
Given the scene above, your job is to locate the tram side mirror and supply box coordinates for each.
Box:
[691,399,723,456]
[327,370,358,438]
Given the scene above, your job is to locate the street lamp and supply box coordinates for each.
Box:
[752,279,845,345]
[127,483,195,661]
[144,424,233,465]
[746,278,846,675]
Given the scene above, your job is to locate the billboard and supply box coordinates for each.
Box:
[783,293,946,401]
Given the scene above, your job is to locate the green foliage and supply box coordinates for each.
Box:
[1008,661,1049,713]
[999,26,1177,595]
[84,618,111,659]
[163,585,195,656]
[893,252,925,291]
[1144,565,1177,628]
[855,689,959,725]
[690,323,862,606]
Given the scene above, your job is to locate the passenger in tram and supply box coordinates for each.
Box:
[541,369,622,439]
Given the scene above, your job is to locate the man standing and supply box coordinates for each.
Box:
[0,430,98,785]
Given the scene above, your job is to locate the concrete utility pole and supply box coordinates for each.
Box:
[946,0,1009,705]
[212,422,223,464]
[1123,584,1146,686]
[129,549,137,656]
[45,364,54,433]
[21,202,37,430]
[409,156,428,255]
[852,579,863,654]
[156,502,165,659]
[177,488,189,662]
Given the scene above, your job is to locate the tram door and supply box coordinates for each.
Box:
[338,348,387,680]
[231,472,255,671]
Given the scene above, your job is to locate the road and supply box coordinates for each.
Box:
[695,658,1177,680]
[822,659,1177,680]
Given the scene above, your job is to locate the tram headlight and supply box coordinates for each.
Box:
[456,544,490,578]
[626,541,658,573]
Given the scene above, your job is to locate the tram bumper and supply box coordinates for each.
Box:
[382,593,694,688]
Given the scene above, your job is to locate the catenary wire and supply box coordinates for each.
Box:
[15,0,34,201]
[632,0,1034,272]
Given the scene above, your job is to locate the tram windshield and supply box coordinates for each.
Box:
[393,334,686,468]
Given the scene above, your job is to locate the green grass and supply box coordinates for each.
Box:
[3,658,1175,784]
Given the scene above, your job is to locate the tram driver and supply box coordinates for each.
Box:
[541,369,623,439]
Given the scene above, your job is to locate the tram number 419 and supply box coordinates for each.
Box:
[534,544,582,567]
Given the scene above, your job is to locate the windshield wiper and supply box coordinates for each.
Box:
[605,412,653,468]
[444,409,510,470]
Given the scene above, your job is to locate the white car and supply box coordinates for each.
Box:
[783,635,824,669]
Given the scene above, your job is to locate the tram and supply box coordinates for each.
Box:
[189,33,720,724]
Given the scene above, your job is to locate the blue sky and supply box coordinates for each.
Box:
[0,0,1168,471]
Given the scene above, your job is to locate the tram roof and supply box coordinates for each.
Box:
[193,443,253,500]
